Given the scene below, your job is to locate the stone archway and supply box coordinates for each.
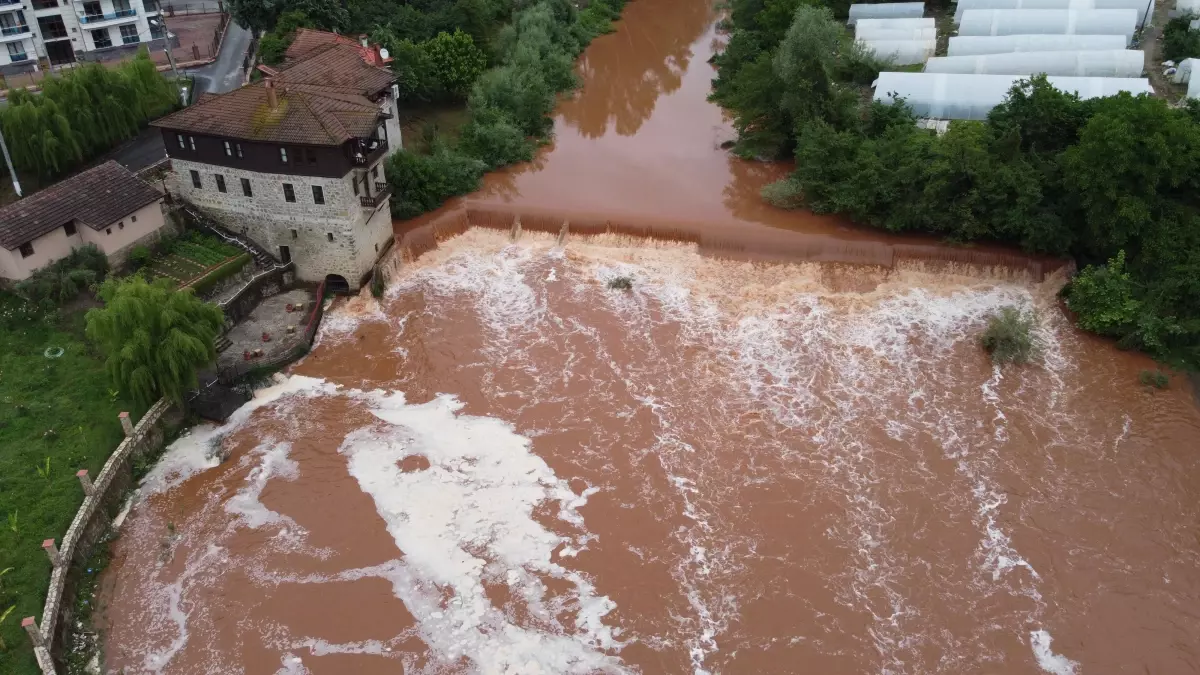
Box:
[324,274,350,294]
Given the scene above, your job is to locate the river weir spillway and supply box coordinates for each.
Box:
[94,0,1200,669]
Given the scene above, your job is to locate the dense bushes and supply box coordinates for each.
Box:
[712,2,1200,369]
[1163,15,1200,62]
[0,50,180,182]
[12,245,109,309]
[384,0,628,216]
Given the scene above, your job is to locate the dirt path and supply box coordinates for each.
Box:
[1144,0,1187,99]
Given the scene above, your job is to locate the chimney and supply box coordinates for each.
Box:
[359,34,369,48]
[265,78,278,109]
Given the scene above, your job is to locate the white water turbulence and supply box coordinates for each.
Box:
[340,390,626,674]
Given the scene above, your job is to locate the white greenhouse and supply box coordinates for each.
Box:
[1173,57,1199,83]
[859,38,938,64]
[872,72,1153,119]
[953,0,1152,26]
[855,17,937,32]
[848,2,926,25]
[1189,77,1200,99]
[947,33,1128,55]
[855,26,940,39]
[924,49,1144,76]
[957,9,1138,44]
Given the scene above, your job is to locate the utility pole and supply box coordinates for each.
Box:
[151,17,185,105]
[0,126,22,197]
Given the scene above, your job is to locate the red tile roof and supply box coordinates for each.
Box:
[152,40,394,146]
[0,161,162,250]
[285,28,392,66]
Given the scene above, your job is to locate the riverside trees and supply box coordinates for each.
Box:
[712,3,1200,369]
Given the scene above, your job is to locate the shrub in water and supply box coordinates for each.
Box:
[1139,369,1170,389]
[982,306,1037,365]
[607,276,633,291]
[370,267,386,299]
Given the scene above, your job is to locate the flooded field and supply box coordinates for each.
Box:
[95,0,1200,673]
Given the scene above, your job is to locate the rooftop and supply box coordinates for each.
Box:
[152,37,395,146]
[0,161,163,251]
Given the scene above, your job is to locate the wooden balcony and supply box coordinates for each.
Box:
[359,182,392,209]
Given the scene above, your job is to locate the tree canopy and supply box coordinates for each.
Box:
[85,276,225,406]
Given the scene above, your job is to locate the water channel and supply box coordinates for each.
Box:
[97,0,1200,673]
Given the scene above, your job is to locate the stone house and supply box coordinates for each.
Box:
[153,30,401,292]
[0,160,168,281]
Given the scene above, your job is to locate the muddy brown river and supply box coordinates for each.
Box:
[97,0,1200,673]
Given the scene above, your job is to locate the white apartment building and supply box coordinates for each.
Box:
[0,0,167,76]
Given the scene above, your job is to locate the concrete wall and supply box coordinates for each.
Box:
[25,399,182,675]
[0,200,169,281]
[170,159,393,288]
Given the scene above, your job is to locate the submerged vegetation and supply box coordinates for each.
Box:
[712,0,1200,370]
[982,307,1038,365]
[607,275,634,291]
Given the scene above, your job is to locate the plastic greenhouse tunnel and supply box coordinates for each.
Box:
[957,9,1138,44]
[954,0,1152,27]
[848,2,926,25]
[872,72,1153,120]
[946,33,1128,55]
[859,39,938,65]
[923,49,1144,76]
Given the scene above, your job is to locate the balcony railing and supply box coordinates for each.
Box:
[0,0,23,7]
[0,23,31,36]
[352,138,388,166]
[8,50,28,60]
[41,26,69,39]
[359,182,393,208]
[31,0,58,8]
[79,7,135,23]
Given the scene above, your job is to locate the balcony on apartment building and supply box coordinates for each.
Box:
[79,7,137,25]
[359,182,393,209]
[0,19,32,41]
[0,0,23,7]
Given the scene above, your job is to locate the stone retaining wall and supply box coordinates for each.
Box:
[22,399,182,675]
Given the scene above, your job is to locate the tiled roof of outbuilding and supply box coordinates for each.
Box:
[0,161,162,250]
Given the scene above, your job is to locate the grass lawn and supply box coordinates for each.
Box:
[0,294,145,675]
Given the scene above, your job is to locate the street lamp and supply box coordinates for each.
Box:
[149,18,186,105]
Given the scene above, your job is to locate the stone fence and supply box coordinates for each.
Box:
[22,399,180,675]
[218,262,297,329]
[216,277,328,384]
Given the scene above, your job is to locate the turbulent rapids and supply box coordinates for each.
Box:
[94,0,1200,671]
[97,228,1200,674]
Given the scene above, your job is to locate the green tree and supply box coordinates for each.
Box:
[386,141,487,219]
[85,276,224,406]
[1066,251,1141,336]
[228,0,280,33]
[423,29,489,98]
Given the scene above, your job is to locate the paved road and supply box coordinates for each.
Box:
[188,21,253,95]
[105,20,251,172]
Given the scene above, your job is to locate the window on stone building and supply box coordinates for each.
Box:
[372,166,378,179]
[189,136,196,151]
[280,147,288,163]
[326,233,334,242]
[64,222,76,236]
[190,170,201,189]
[283,183,296,202]
[291,229,298,239]
[177,133,185,149]
[216,174,226,193]
[312,185,324,205]
[352,178,359,196]
[236,143,244,158]
[224,141,232,156]
[241,178,252,197]
[19,242,34,258]
[306,148,317,164]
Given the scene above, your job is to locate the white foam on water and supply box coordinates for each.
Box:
[338,389,629,674]
[225,441,301,530]
[275,653,311,675]
[142,543,228,673]
[140,375,336,495]
[1030,629,1079,675]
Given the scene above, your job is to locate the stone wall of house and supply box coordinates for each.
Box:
[169,159,392,288]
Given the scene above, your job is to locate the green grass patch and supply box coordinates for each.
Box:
[0,294,145,675]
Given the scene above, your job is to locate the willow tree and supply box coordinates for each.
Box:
[85,276,225,406]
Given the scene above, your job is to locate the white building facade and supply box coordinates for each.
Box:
[0,0,166,75]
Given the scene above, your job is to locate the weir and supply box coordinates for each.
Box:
[385,204,1071,283]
